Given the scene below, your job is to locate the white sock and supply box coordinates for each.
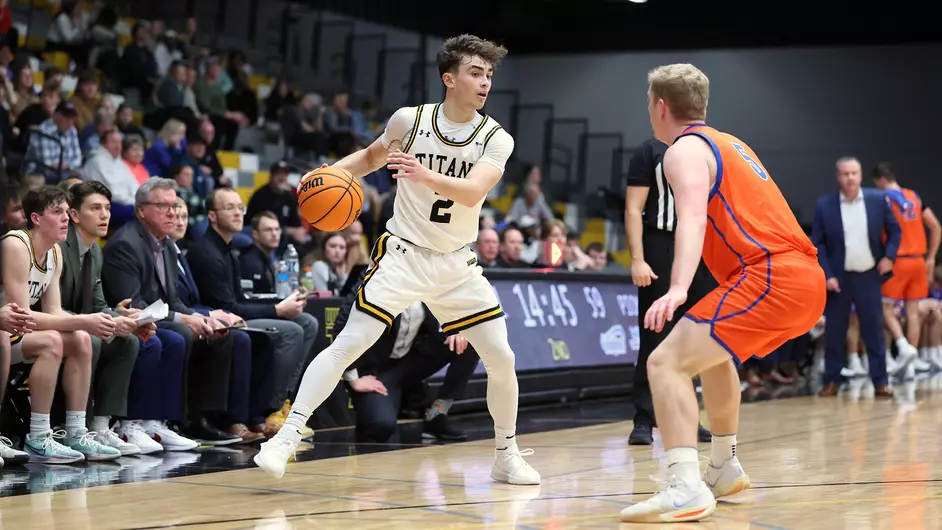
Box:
[710,434,737,466]
[666,447,701,487]
[495,428,517,452]
[91,416,110,433]
[896,337,912,352]
[65,411,87,437]
[30,413,51,438]
[280,402,313,443]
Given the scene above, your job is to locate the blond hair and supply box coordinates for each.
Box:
[647,63,709,122]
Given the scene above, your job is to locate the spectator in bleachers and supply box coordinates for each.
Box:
[264,79,297,124]
[240,211,280,294]
[342,219,371,266]
[24,101,82,181]
[120,23,158,101]
[116,103,145,143]
[0,72,11,160]
[87,5,119,87]
[46,2,90,68]
[323,91,357,156]
[0,0,18,53]
[584,242,623,272]
[0,43,11,72]
[171,163,207,239]
[101,177,241,445]
[351,99,381,145]
[177,17,202,59]
[196,118,226,186]
[82,128,137,225]
[225,50,258,127]
[174,132,212,198]
[11,81,60,154]
[284,92,327,159]
[182,64,203,120]
[151,22,184,77]
[306,232,350,295]
[70,72,101,132]
[476,228,500,268]
[170,197,267,442]
[507,181,554,226]
[1,179,25,234]
[148,60,194,131]
[495,227,531,268]
[79,106,114,157]
[122,136,150,185]
[338,268,479,443]
[246,160,309,246]
[44,66,65,93]
[196,58,247,151]
[143,117,186,177]
[1,185,120,463]
[60,180,149,456]
[186,187,318,437]
[9,63,36,121]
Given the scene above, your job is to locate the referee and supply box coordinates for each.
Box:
[625,137,715,446]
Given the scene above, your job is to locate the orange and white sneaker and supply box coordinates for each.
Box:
[620,476,716,523]
[703,456,751,498]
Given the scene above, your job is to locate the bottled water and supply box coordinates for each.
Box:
[285,244,300,292]
[275,260,291,298]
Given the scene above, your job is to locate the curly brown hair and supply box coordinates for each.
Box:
[437,34,508,77]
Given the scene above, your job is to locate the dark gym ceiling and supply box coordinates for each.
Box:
[314,0,940,54]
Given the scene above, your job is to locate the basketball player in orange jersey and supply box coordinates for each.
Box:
[254,35,540,486]
[872,163,942,372]
[619,64,826,523]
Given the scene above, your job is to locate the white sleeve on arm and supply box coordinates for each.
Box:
[477,128,515,173]
[380,106,418,151]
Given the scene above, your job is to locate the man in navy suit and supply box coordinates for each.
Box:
[812,156,902,397]
[171,196,272,441]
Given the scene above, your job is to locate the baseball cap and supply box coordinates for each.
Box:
[55,101,77,117]
[270,160,294,173]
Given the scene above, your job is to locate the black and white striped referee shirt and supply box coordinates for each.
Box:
[626,138,676,232]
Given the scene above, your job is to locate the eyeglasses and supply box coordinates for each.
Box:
[144,202,178,213]
[214,204,247,214]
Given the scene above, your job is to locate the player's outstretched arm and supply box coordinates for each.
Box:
[387,128,514,208]
[0,239,88,332]
[661,136,711,295]
[330,106,418,179]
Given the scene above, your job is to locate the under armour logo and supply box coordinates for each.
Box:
[395,244,407,254]
[475,141,483,146]
[417,130,431,138]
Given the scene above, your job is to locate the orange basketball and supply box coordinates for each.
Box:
[297,166,363,232]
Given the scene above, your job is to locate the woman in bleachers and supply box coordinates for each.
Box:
[143,118,186,177]
[264,79,297,124]
[122,136,150,185]
[46,1,91,68]
[307,232,351,295]
[8,63,35,121]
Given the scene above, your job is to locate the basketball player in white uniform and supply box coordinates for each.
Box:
[255,35,540,485]
[1,186,120,463]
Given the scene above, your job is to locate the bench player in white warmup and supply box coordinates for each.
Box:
[253,35,541,485]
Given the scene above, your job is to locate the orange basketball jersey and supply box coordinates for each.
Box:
[676,124,817,282]
[884,187,927,257]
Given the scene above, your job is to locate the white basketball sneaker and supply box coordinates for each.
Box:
[620,476,716,523]
[254,436,298,479]
[703,456,751,498]
[491,445,541,485]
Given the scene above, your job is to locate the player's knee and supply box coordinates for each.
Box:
[64,330,93,361]
[36,330,64,362]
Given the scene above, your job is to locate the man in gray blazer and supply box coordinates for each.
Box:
[60,181,152,455]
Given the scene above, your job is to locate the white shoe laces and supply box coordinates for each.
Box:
[39,429,71,452]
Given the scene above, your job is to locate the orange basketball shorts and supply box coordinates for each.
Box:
[685,251,826,364]
[882,256,928,301]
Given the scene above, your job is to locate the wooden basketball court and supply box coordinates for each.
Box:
[1,377,941,529]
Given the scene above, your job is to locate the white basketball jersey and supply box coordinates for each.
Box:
[387,103,507,253]
[0,229,58,307]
